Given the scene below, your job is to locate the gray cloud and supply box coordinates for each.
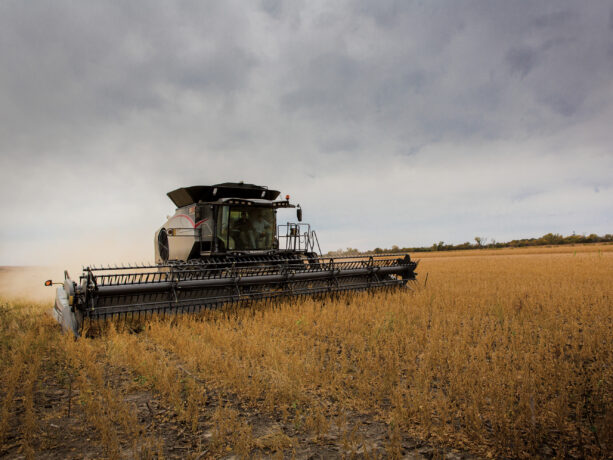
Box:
[506,46,539,78]
[1,0,612,265]
[532,9,575,29]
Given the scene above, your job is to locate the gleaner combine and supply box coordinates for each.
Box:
[47,182,418,336]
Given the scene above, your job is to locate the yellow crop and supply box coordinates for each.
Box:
[0,244,610,458]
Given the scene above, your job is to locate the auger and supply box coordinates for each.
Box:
[46,182,417,336]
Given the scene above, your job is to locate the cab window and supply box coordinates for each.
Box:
[217,206,275,251]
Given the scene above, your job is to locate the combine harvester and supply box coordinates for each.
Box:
[47,182,417,336]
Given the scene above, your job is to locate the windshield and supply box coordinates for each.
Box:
[216,206,275,251]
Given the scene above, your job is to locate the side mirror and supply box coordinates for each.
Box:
[297,205,303,222]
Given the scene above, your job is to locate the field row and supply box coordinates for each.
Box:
[0,247,611,458]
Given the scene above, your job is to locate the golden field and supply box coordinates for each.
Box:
[0,244,611,459]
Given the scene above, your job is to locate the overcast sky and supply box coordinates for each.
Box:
[1,0,612,267]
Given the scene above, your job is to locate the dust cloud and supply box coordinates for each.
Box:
[0,230,154,303]
[0,266,59,302]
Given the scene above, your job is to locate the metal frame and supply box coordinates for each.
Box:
[69,254,417,326]
[277,223,321,254]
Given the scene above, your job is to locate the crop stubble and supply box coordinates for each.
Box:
[0,244,611,458]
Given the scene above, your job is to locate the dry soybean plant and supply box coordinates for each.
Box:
[138,247,612,457]
[0,245,611,458]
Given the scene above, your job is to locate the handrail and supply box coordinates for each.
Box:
[277,223,321,254]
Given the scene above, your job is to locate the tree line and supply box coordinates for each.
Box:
[325,232,613,256]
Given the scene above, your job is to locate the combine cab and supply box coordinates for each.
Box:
[48,182,417,336]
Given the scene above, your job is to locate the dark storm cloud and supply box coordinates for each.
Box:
[0,1,257,156]
[260,0,284,19]
[2,0,611,154]
[532,9,575,29]
[277,1,612,145]
[1,0,612,265]
[506,46,539,78]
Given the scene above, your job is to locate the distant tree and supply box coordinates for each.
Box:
[348,231,609,257]
[541,233,563,245]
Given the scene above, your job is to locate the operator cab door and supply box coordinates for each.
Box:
[215,205,231,251]
[195,205,214,253]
